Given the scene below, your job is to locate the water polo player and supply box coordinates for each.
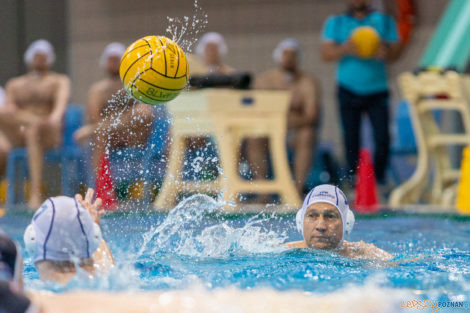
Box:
[24,188,114,284]
[286,184,393,261]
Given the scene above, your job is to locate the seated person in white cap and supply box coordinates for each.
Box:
[24,188,113,284]
[0,39,70,208]
[185,33,236,156]
[74,42,154,173]
[247,39,320,197]
[193,32,235,75]
[285,184,393,261]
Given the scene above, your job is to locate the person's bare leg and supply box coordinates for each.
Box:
[0,108,23,155]
[0,132,12,177]
[293,127,315,194]
[24,122,44,208]
[0,109,25,179]
[245,138,269,180]
[245,137,270,203]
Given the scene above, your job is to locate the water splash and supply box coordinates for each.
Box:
[89,0,209,205]
[91,90,137,153]
[140,194,288,259]
[166,0,208,52]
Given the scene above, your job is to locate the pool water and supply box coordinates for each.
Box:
[1,194,470,303]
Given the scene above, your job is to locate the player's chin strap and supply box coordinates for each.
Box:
[23,223,102,258]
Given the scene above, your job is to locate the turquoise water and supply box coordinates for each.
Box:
[1,195,470,302]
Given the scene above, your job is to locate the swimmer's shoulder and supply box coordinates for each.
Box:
[340,240,393,261]
[46,71,70,81]
[254,68,283,89]
[284,240,307,249]
[297,72,318,89]
[89,79,110,93]
[46,72,70,88]
[221,64,236,74]
[6,74,28,90]
[256,68,282,80]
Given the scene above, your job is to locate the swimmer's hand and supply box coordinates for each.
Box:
[76,188,114,268]
[75,188,105,225]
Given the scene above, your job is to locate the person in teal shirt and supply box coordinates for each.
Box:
[321,0,401,186]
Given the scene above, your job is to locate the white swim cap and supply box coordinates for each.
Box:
[196,32,228,57]
[272,38,301,63]
[99,42,126,68]
[296,184,355,242]
[24,39,55,66]
[23,196,101,263]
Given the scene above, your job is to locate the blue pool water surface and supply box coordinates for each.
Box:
[1,195,469,301]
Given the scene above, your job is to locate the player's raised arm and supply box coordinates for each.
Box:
[75,188,115,269]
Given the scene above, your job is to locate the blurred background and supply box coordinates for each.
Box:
[0,0,452,158]
[2,0,470,210]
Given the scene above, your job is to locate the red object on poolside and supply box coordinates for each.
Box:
[95,153,118,211]
[354,149,379,213]
[397,0,415,46]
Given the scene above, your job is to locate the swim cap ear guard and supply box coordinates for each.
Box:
[344,209,355,235]
[23,224,36,257]
[295,209,304,235]
[23,222,102,258]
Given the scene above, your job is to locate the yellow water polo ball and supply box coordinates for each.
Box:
[120,35,189,105]
[350,26,380,59]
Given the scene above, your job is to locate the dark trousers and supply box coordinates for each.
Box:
[337,86,390,183]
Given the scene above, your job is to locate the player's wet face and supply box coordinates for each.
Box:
[107,56,121,76]
[30,53,49,72]
[204,42,220,65]
[280,49,298,72]
[303,203,343,250]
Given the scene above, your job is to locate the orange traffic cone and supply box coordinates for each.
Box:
[95,153,118,211]
[354,149,379,213]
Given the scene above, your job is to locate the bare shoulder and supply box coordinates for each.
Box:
[254,68,282,89]
[284,240,307,249]
[47,72,70,87]
[48,72,69,81]
[221,64,236,74]
[89,79,108,93]
[134,101,154,115]
[298,72,318,87]
[340,240,393,261]
[6,74,28,89]
[256,68,280,80]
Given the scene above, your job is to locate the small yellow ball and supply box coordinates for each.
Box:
[350,26,380,59]
[120,35,189,105]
